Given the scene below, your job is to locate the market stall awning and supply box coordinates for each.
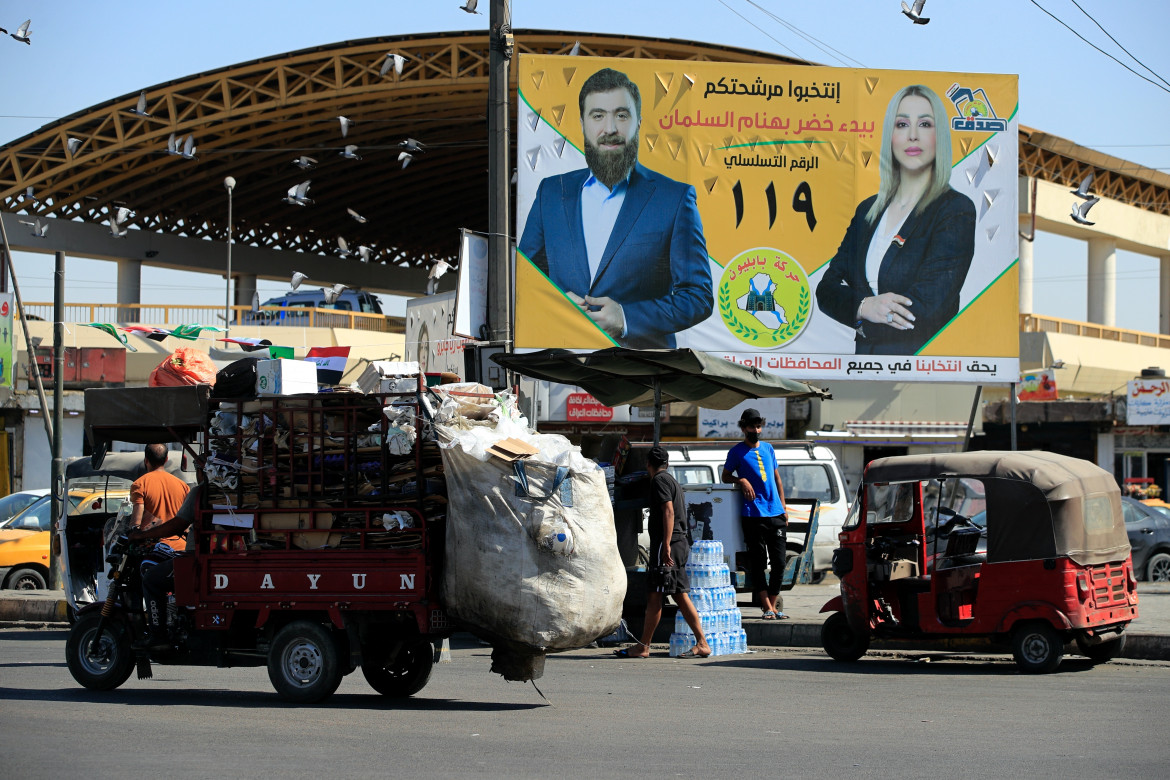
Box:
[493,348,830,409]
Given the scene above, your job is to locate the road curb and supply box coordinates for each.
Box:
[0,595,68,624]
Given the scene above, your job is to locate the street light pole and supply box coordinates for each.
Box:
[224,176,236,335]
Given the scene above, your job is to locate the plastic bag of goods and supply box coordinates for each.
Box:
[438,423,626,682]
[149,347,218,387]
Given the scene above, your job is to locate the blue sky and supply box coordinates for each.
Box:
[3,0,1168,330]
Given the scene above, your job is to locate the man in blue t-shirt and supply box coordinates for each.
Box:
[722,408,789,619]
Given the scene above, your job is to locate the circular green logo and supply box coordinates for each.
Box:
[718,247,812,347]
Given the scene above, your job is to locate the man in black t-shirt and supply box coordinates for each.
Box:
[615,447,712,659]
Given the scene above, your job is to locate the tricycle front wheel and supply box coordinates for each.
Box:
[821,612,869,662]
[66,612,135,691]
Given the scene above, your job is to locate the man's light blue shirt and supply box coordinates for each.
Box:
[580,173,628,285]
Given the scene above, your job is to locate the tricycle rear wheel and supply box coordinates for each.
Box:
[821,611,869,662]
[267,621,344,703]
[66,612,135,691]
[1076,633,1126,664]
[1011,622,1064,673]
[362,640,434,697]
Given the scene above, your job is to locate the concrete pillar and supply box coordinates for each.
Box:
[234,272,257,308]
[1087,238,1116,326]
[116,258,141,323]
[1161,255,1170,336]
[1018,216,1034,314]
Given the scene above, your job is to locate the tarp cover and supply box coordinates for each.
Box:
[867,450,1129,566]
[494,347,830,409]
[64,452,194,484]
[84,385,210,449]
[438,423,625,680]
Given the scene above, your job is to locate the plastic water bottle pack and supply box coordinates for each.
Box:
[670,542,747,657]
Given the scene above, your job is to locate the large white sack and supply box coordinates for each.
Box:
[439,427,625,676]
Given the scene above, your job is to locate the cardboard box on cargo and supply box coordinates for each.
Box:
[256,359,318,395]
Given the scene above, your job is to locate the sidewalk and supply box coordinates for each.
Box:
[5,582,1169,660]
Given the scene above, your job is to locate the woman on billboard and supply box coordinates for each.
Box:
[816,84,976,355]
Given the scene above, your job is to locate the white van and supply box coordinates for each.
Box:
[659,441,848,580]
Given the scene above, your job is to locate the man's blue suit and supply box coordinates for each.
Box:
[519,162,713,348]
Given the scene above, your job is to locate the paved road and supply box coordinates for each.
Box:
[3,628,1168,778]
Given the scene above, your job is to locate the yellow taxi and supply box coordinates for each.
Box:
[0,490,130,590]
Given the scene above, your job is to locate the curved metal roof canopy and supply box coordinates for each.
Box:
[0,30,804,285]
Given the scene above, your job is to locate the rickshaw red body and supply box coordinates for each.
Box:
[821,451,1138,672]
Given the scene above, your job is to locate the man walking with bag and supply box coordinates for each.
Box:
[722,409,790,619]
[614,447,711,658]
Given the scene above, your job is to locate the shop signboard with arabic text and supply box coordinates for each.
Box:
[1127,379,1170,425]
[516,56,1018,383]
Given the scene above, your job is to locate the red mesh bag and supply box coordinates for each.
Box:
[148,347,218,387]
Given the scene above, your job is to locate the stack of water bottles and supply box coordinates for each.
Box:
[669,540,747,657]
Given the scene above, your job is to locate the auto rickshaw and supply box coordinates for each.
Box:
[820,451,1138,673]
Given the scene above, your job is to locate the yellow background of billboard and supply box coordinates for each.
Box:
[516,56,1018,356]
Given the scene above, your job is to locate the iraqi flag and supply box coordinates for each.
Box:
[306,346,350,386]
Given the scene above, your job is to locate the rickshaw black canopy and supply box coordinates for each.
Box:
[865,451,1129,567]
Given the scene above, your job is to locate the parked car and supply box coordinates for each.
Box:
[1123,495,1170,582]
[0,495,52,542]
[0,489,50,529]
[244,289,383,325]
[1140,498,1170,519]
[0,489,130,590]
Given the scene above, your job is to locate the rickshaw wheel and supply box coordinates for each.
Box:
[822,612,869,662]
[1010,622,1064,673]
[1076,633,1127,664]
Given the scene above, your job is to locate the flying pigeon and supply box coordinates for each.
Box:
[292,155,318,170]
[398,138,426,154]
[67,137,82,156]
[460,0,481,14]
[323,283,349,305]
[18,218,48,237]
[114,206,134,224]
[900,1,929,24]
[128,91,151,118]
[426,260,450,295]
[21,186,39,204]
[284,180,313,206]
[338,116,354,138]
[356,246,373,263]
[109,207,129,237]
[290,271,308,291]
[166,133,197,159]
[10,19,31,44]
[381,53,407,77]
[337,237,352,258]
[569,41,581,56]
[347,207,367,224]
[398,151,413,169]
[1071,172,1095,199]
[1070,197,1099,226]
[250,290,260,313]
[340,144,362,161]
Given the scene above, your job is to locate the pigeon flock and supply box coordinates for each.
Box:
[10,9,489,307]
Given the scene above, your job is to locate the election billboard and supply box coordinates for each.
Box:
[515,56,1019,383]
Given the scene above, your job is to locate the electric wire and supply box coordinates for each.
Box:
[743,0,867,68]
[1067,0,1170,89]
[1027,0,1170,95]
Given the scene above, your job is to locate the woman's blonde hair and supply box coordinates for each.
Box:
[866,84,953,225]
